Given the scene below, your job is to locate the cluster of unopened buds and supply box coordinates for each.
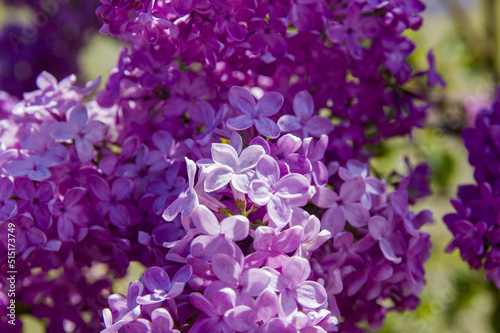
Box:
[0,0,440,332]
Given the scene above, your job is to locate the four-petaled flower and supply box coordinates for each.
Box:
[48,105,107,162]
[266,256,328,316]
[51,187,90,241]
[88,176,133,228]
[278,90,334,138]
[249,155,310,226]
[189,205,250,261]
[204,143,265,193]
[226,86,283,139]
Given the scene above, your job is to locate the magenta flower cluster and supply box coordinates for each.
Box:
[445,91,500,287]
[0,0,439,332]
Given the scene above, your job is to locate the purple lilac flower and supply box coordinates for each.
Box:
[163,158,199,221]
[189,205,249,261]
[203,143,265,193]
[161,73,212,118]
[124,308,180,333]
[126,10,179,44]
[248,18,288,59]
[339,159,386,210]
[303,135,330,186]
[188,288,238,333]
[136,265,192,305]
[266,256,328,316]
[0,177,16,220]
[245,226,304,269]
[14,178,53,229]
[102,281,143,332]
[226,86,284,139]
[48,105,107,162]
[278,90,335,138]
[2,145,68,181]
[0,0,440,331]
[313,177,370,228]
[270,134,311,176]
[249,155,310,226]
[88,176,132,227]
[368,216,403,264]
[445,92,500,287]
[51,187,90,240]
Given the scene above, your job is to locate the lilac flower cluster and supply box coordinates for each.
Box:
[0,0,439,331]
[94,0,443,163]
[444,91,500,287]
[98,133,432,332]
[0,0,101,98]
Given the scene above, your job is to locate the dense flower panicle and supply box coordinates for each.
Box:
[94,0,434,162]
[0,0,438,331]
[445,91,500,287]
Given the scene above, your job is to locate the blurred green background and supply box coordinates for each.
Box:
[3,0,500,332]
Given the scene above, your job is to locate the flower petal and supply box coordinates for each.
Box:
[151,308,174,332]
[226,114,255,131]
[282,256,310,286]
[231,173,251,193]
[69,105,88,131]
[322,206,346,236]
[75,137,94,162]
[293,90,314,120]
[255,155,280,185]
[275,174,309,199]
[238,145,265,173]
[311,186,339,209]
[255,117,281,139]
[87,175,111,201]
[380,238,402,264]
[277,115,302,132]
[368,216,389,241]
[211,143,238,170]
[144,267,171,293]
[191,205,220,236]
[204,166,233,192]
[255,290,279,322]
[241,268,270,297]
[111,178,133,201]
[256,91,284,117]
[306,116,335,137]
[224,305,256,331]
[64,187,86,208]
[220,215,249,241]
[212,253,241,288]
[57,216,74,240]
[273,226,304,253]
[249,180,272,206]
[342,202,369,227]
[339,177,366,202]
[48,122,77,140]
[228,86,256,116]
[295,281,327,308]
[267,195,291,226]
[109,204,130,227]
